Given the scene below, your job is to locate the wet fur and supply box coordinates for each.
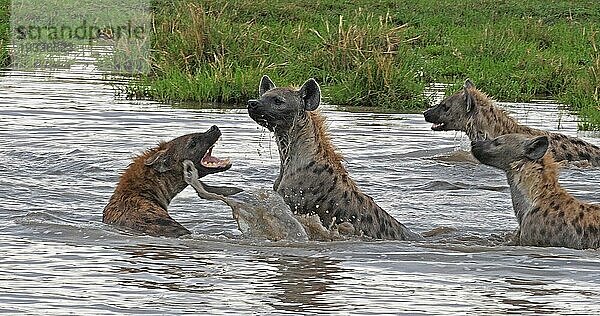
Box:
[103,128,229,237]
[103,143,191,237]
[248,76,421,240]
[472,134,600,249]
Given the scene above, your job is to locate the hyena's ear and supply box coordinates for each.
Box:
[299,78,321,111]
[144,149,173,173]
[464,79,476,113]
[464,79,475,89]
[524,136,549,160]
[259,75,276,96]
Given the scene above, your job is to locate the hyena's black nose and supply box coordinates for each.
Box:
[422,107,432,117]
[247,99,260,111]
[205,125,220,135]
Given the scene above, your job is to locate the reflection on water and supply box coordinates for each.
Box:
[265,255,345,313]
[1,69,600,314]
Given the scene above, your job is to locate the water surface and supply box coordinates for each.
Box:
[1,70,600,315]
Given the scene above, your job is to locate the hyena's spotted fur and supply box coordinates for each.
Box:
[248,75,421,240]
[472,133,600,249]
[424,79,600,166]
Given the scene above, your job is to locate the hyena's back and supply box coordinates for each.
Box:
[548,133,600,166]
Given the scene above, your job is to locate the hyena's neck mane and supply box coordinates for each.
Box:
[116,146,187,210]
[507,155,573,223]
[467,88,544,140]
[276,111,346,173]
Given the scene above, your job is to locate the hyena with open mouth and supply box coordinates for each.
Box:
[103,126,234,237]
[247,75,421,240]
[423,79,600,166]
[472,133,600,249]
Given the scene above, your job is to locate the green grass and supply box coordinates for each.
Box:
[4,0,151,73]
[401,0,600,129]
[0,0,9,67]
[0,0,599,129]
[138,0,600,129]
[138,0,427,110]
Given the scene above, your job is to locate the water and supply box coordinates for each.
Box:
[1,69,600,315]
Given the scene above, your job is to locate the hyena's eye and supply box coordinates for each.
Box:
[441,103,449,111]
[187,138,199,148]
[274,97,285,106]
[492,139,502,146]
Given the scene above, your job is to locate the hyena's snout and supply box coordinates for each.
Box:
[247,99,265,119]
[422,107,434,121]
[248,99,273,130]
[247,99,260,112]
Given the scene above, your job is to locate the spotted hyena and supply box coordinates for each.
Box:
[471,133,600,249]
[423,79,600,166]
[103,126,234,237]
[247,75,421,240]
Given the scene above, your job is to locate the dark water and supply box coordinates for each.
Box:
[1,70,600,315]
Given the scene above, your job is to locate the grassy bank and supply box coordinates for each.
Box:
[0,0,598,128]
[0,0,9,67]
[138,0,426,110]
[138,0,600,129]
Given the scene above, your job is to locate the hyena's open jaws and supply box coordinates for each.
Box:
[103,126,232,237]
[472,133,600,249]
[248,75,422,240]
[424,79,600,166]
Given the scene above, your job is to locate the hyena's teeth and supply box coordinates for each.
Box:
[202,159,231,168]
[432,123,446,130]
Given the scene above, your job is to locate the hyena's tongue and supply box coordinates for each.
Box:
[201,147,231,168]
